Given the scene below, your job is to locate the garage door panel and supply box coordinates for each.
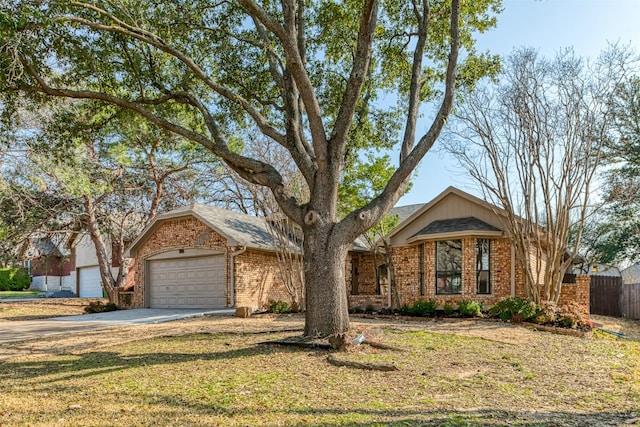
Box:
[148,255,226,309]
[78,266,104,298]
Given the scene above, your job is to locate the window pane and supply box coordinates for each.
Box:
[477,270,490,294]
[476,239,491,294]
[436,240,462,295]
[436,240,462,271]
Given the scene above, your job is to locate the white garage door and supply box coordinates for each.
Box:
[78,266,104,298]
[148,256,226,308]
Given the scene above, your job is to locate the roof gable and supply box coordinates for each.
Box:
[127,204,291,256]
[389,187,506,245]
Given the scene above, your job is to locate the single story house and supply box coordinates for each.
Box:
[347,187,590,311]
[122,186,589,312]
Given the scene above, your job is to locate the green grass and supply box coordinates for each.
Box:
[0,327,638,426]
[0,290,40,299]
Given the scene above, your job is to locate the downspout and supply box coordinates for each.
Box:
[229,246,247,307]
[387,265,392,308]
[510,245,516,297]
[386,245,392,309]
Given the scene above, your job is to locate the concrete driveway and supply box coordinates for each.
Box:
[0,308,235,344]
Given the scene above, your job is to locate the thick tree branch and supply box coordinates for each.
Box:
[60,5,286,147]
[238,0,328,169]
[337,0,461,240]
[17,56,305,224]
[329,0,378,165]
[401,0,430,162]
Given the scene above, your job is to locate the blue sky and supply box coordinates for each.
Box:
[398,0,640,206]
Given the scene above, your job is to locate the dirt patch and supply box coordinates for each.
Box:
[0,298,104,321]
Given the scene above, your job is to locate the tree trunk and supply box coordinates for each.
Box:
[303,226,350,337]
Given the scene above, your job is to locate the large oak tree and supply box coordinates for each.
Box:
[1,0,500,336]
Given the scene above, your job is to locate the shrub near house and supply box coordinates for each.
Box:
[0,268,30,291]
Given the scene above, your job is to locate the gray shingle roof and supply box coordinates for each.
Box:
[622,263,640,284]
[133,202,427,255]
[412,216,501,238]
[171,203,290,251]
[389,203,426,223]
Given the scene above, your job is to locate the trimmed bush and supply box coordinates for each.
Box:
[458,300,483,318]
[0,268,31,291]
[533,302,557,325]
[557,302,590,329]
[402,299,437,317]
[443,302,455,316]
[350,306,364,314]
[489,297,536,322]
[268,300,291,314]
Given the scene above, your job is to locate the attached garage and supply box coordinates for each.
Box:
[77,266,104,298]
[126,203,295,310]
[148,255,226,308]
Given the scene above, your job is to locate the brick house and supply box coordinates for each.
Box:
[125,204,301,310]
[347,187,590,311]
[22,236,76,292]
[124,187,589,312]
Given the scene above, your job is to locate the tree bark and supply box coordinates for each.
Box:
[302,225,350,337]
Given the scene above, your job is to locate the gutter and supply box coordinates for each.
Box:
[229,246,247,307]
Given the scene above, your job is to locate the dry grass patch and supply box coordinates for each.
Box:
[0,298,104,321]
[1,317,638,426]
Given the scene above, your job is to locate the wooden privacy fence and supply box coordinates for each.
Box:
[588,275,640,319]
[623,282,640,319]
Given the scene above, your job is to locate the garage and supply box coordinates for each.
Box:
[148,255,226,308]
[77,266,104,298]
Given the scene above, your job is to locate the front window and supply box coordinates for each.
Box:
[476,239,491,294]
[436,240,462,294]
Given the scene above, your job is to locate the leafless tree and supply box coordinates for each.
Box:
[446,48,628,304]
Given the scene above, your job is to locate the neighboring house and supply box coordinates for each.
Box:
[74,234,135,298]
[22,236,75,292]
[622,264,640,285]
[123,186,590,312]
[571,263,621,277]
[348,187,590,311]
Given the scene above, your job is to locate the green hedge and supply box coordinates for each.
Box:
[0,268,31,291]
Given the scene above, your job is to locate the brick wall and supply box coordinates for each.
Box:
[130,216,297,311]
[31,254,75,278]
[234,249,300,311]
[558,274,590,312]
[391,237,520,308]
[347,252,379,295]
[348,295,387,311]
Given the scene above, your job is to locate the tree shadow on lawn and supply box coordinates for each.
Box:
[92,395,638,427]
[0,338,307,385]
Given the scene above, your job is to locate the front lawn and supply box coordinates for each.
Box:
[0,320,638,426]
[0,291,39,299]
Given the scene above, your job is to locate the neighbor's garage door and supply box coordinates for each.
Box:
[148,256,226,308]
[78,266,104,298]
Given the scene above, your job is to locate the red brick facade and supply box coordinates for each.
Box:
[347,237,590,312]
[31,247,76,278]
[129,217,294,310]
[234,249,297,310]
